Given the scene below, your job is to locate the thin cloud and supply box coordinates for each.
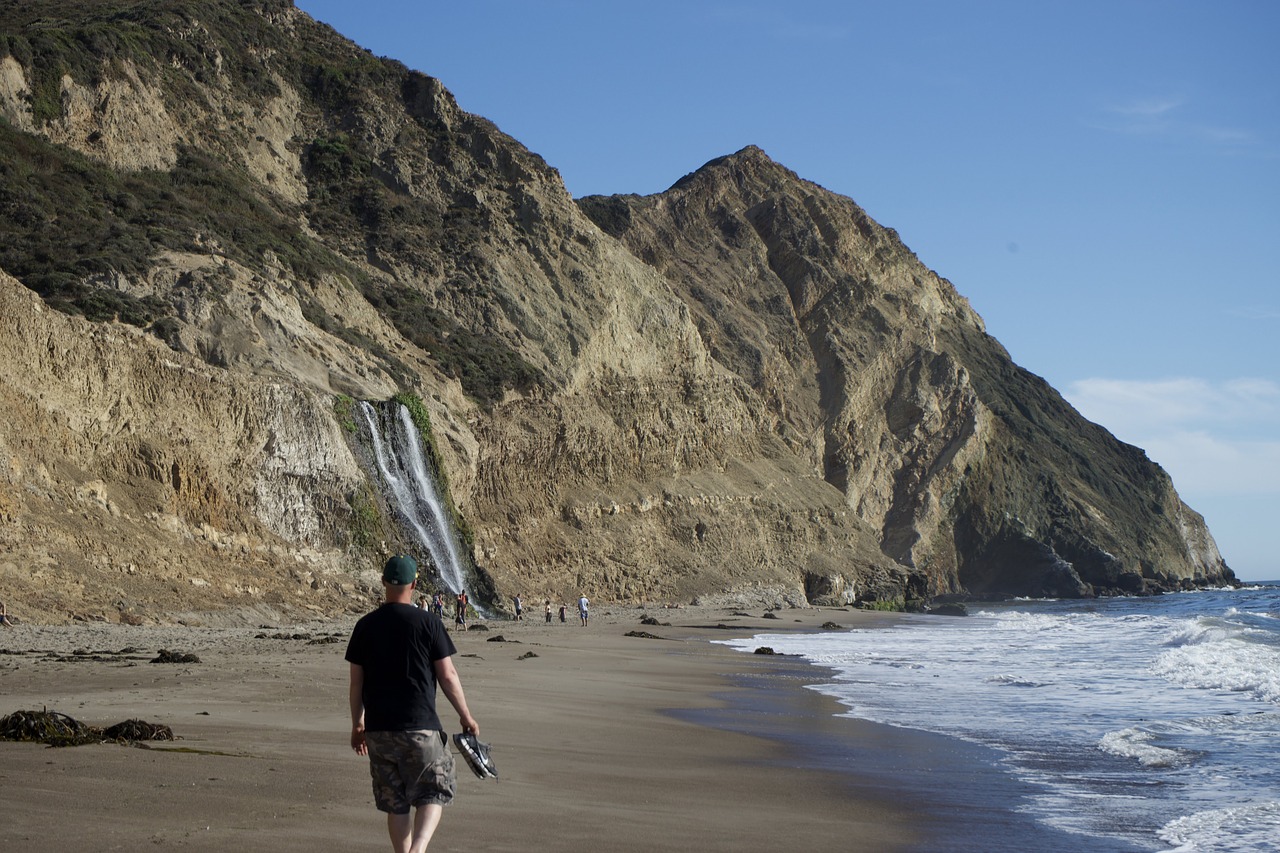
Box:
[1096,96,1184,135]
[1067,377,1279,435]
[1092,96,1259,148]
[1109,97,1185,119]
[1142,431,1280,496]
[1064,377,1280,497]
[1197,125,1257,145]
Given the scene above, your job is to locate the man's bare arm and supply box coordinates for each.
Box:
[433,654,478,736]
[348,662,368,755]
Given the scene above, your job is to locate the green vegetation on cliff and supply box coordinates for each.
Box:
[0,120,345,323]
[0,0,545,406]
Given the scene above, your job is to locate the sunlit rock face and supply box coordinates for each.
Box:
[0,1,1231,623]
[579,146,1233,599]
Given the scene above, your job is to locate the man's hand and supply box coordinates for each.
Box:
[351,723,368,756]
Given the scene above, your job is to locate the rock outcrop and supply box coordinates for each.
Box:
[0,1,1233,622]
[579,148,1231,597]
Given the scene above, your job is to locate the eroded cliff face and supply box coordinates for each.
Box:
[579,148,1232,597]
[0,1,1232,623]
[0,272,375,623]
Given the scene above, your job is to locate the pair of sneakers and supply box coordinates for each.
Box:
[453,732,498,780]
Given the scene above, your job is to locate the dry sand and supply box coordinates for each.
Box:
[1,605,923,852]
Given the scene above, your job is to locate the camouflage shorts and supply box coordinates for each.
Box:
[364,729,456,814]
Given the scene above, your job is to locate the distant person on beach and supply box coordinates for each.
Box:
[346,554,479,853]
[0,601,12,627]
[432,593,444,619]
[513,594,523,621]
[558,604,567,623]
[578,594,589,626]
[455,592,468,630]
[416,595,427,610]
[545,599,552,623]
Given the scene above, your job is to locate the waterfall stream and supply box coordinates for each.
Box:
[357,401,469,596]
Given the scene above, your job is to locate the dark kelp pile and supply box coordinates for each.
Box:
[150,649,201,663]
[0,709,175,747]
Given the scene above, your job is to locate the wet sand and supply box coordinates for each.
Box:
[1,605,921,852]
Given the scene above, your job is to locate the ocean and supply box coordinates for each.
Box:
[716,582,1280,852]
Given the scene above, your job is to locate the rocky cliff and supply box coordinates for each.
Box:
[0,1,1233,623]
[579,150,1230,598]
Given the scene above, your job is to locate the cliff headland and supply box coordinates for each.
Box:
[0,0,1233,624]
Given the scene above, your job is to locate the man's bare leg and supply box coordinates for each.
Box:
[387,803,443,852]
[409,804,444,853]
[387,812,412,853]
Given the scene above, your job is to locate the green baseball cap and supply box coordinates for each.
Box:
[383,554,418,585]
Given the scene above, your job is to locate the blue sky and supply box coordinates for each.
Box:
[295,1,1279,580]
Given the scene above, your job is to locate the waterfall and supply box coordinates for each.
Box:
[357,401,469,596]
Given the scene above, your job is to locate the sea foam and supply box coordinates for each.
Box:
[1152,619,1280,705]
[1158,802,1280,853]
[718,582,1280,852]
[1099,727,1186,767]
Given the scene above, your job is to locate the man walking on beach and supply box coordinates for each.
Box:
[347,554,480,853]
[578,593,589,626]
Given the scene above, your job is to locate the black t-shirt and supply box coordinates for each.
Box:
[345,602,458,732]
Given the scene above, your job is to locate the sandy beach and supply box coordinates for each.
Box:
[0,604,933,852]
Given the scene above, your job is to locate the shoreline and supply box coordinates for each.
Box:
[693,635,1146,853]
[0,604,1107,851]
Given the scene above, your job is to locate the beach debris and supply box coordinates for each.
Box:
[762,611,779,620]
[70,612,109,623]
[486,635,520,643]
[1,709,101,746]
[103,719,175,742]
[516,651,539,660]
[624,630,665,640]
[150,649,200,664]
[256,632,313,640]
[0,709,177,747]
[44,647,151,663]
[306,635,342,645]
[821,621,841,630]
[753,647,778,655]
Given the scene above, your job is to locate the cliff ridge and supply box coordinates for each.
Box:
[0,2,1233,622]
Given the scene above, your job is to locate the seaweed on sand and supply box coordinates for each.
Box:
[0,709,101,746]
[0,709,175,747]
[102,719,175,742]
